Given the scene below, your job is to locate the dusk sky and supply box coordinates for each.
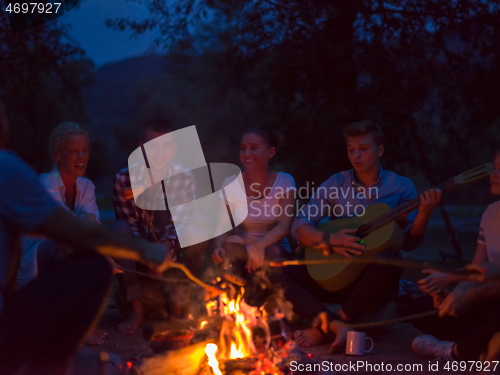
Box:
[61,0,160,66]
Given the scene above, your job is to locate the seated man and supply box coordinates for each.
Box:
[0,101,168,375]
[410,150,500,361]
[112,118,207,335]
[276,121,441,350]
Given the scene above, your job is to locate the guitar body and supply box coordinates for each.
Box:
[305,203,405,292]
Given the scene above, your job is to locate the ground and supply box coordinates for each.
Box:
[88,206,488,374]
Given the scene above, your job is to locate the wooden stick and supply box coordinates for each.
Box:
[269,257,475,276]
[120,267,192,283]
[346,310,439,329]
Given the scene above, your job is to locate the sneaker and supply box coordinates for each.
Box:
[412,335,455,361]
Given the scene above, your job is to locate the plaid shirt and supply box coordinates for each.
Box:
[113,162,196,244]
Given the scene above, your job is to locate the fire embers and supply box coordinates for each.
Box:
[204,286,300,375]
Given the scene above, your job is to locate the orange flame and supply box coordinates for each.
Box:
[205,343,222,375]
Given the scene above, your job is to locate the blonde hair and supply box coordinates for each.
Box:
[48,122,89,156]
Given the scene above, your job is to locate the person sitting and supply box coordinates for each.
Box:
[0,101,169,375]
[211,126,296,276]
[276,121,441,350]
[410,150,500,362]
[18,122,120,345]
[112,118,207,335]
[19,122,100,285]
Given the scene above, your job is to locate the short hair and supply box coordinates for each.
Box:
[48,122,89,155]
[343,120,385,146]
[141,118,176,142]
[243,126,283,151]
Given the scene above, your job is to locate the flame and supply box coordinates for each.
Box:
[205,343,222,375]
[218,288,255,359]
[200,320,208,329]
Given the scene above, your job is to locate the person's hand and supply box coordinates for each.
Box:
[105,256,123,274]
[245,242,265,273]
[418,270,456,294]
[438,288,469,317]
[432,289,449,308]
[212,247,225,264]
[148,241,173,273]
[418,188,442,217]
[329,320,350,354]
[465,263,500,283]
[318,229,364,257]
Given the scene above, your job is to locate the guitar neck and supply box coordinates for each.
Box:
[357,177,456,238]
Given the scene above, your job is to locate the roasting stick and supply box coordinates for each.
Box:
[269,257,476,277]
[346,310,439,329]
[115,203,224,294]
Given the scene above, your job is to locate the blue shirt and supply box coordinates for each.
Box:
[0,151,58,312]
[291,166,422,251]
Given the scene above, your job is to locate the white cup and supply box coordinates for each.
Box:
[345,331,374,356]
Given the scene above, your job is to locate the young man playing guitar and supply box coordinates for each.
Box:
[281,121,441,350]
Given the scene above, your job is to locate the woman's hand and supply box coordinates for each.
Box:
[465,263,500,283]
[212,247,226,264]
[438,288,469,317]
[418,270,456,294]
[245,242,265,272]
[319,229,364,257]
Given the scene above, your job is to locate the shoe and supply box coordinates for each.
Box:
[412,335,455,361]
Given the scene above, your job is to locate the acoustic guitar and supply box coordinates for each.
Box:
[305,163,493,291]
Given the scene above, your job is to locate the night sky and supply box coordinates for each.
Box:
[61,0,159,66]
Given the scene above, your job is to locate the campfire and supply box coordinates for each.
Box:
[131,271,332,375]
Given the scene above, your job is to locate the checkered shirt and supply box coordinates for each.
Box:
[113,162,196,244]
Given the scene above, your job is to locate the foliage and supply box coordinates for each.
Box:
[0,11,94,173]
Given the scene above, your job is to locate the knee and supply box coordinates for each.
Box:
[109,220,134,236]
[226,235,245,245]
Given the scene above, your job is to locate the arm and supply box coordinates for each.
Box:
[419,240,488,293]
[403,188,442,250]
[246,191,296,271]
[292,177,364,257]
[439,280,500,317]
[36,206,167,267]
[78,181,101,222]
[112,172,142,238]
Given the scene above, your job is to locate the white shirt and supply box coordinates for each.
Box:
[478,200,500,263]
[221,172,297,252]
[18,167,100,288]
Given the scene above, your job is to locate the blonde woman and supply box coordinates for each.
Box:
[19,122,108,345]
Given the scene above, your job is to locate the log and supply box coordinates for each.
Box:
[132,340,213,375]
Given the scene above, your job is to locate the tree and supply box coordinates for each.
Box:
[106,0,500,188]
[0,11,94,173]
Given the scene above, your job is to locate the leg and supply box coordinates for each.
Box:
[340,262,402,320]
[455,309,500,360]
[0,253,112,375]
[271,265,339,347]
[408,295,475,342]
[109,220,144,335]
